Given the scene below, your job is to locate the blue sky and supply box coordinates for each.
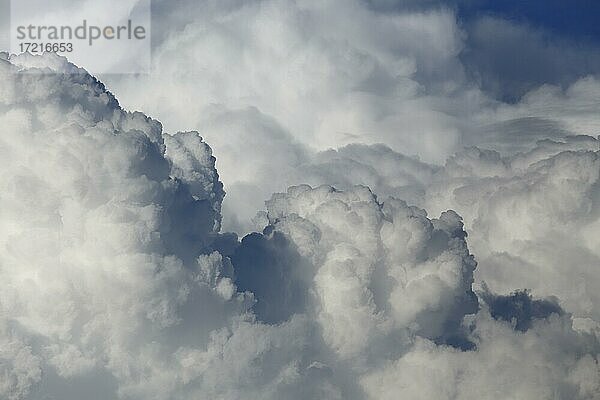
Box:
[459,0,600,101]
[460,0,600,42]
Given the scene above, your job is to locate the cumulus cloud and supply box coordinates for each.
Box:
[4,0,600,391]
[0,53,253,399]
[237,180,599,399]
[261,184,478,354]
[423,136,600,322]
[252,135,600,327]
[362,310,600,400]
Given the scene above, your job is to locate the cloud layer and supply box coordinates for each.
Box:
[1,53,599,399]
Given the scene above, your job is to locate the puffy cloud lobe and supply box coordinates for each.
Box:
[0,54,254,399]
[424,136,600,321]
[261,184,478,358]
[299,143,439,207]
[362,310,600,400]
[192,105,310,234]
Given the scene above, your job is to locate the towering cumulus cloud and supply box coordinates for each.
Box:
[0,53,241,399]
[259,185,478,354]
[1,54,598,400]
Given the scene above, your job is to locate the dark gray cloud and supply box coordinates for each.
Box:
[482,288,563,332]
[232,229,313,324]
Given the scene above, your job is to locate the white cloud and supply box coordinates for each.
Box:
[424,136,600,321]
[2,2,600,395]
[104,0,475,163]
[0,53,252,399]
[261,184,478,359]
[362,310,600,400]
